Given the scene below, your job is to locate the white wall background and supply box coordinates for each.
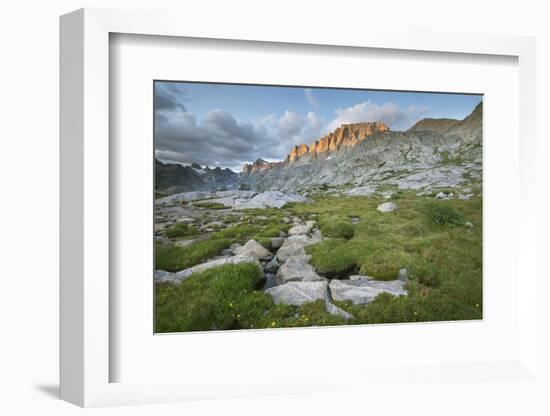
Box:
[0,0,548,415]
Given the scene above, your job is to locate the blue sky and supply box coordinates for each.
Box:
[154,81,482,171]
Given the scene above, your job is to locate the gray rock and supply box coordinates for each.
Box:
[174,239,196,248]
[204,198,234,208]
[276,255,325,284]
[265,281,328,306]
[349,274,375,281]
[276,240,306,263]
[288,221,315,236]
[174,255,262,282]
[155,235,170,244]
[271,237,285,249]
[377,202,397,213]
[175,217,195,223]
[154,270,178,283]
[205,221,224,228]
[282,217,291,224]
[435,191,454,200]
[286,231,322,247]
[329,279,407,305]
[398,268,409,282]
[156,191,213,205]
[214,190,256,199]
[233,239,272,259]
[345,185,376,196]
[234,191,310,209]
[325,302,354,320]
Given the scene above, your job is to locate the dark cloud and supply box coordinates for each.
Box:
[154,103,319,171]
[155,109,265,170]
[154,83,187,112]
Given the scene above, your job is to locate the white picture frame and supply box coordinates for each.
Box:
[60,7,538,408]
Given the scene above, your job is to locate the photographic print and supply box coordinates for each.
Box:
[154,81,482,333]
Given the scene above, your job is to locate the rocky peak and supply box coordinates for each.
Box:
[242,158,282,176]
[288,121,390,164]
[288,144,309,162]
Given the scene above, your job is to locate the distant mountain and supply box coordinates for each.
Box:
[238,102,482,194]
[408,102,482,140]
[155,159,239,194]
[407,118,461,135]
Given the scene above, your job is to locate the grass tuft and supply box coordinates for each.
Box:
[320,219,355,239]
[307,240,357,278]
[193,202,227,210]
[155,239,230,272]
[424,202,465,226]
[164,222,198,239]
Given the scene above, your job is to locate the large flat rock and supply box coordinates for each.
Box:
[329,279,407,305]
[234,191,310,209]
[156,191,213,205]
[345,185,376,196]
[173,255,262,282]
[276,255,325,284]
[265,281,328,306]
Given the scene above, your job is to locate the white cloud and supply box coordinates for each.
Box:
[277,110,305,138]
[327,100,429,132]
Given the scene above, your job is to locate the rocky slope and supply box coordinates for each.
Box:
[155,159,239,194]
[239,102,482,194]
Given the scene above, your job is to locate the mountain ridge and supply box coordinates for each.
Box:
[242,121,390,175]
[155,159,239,194]
[238,102,482,193]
